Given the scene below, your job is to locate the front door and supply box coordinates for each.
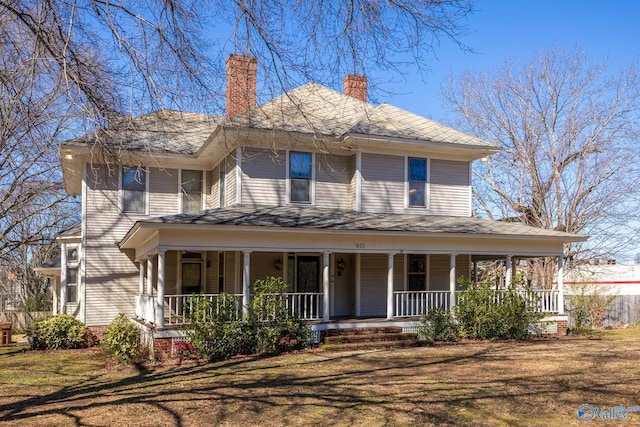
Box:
[297,256,319,293]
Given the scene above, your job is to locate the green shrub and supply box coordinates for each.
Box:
[28,314,93,350]
[103,313,144,363]
[418,307,458,342]
[567,284,616,334]
[454,275,543,340]
[251,277,314,354]
[184,277,313,361]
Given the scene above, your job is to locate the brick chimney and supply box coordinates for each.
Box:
[343,74,367,102]
[226,54,257,117]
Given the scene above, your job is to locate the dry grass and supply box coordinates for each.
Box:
[0,328,639,426]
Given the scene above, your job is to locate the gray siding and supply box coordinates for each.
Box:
[250,252,283,282]
[430,159,470,216]
[164,251,178,294]
[394,254,405,291]
[333,253,355,316]
[208,165,220,209]
[349,155,357,210]
[84,164,139,326]
[361,153,405,214]
[149,168,178,215]
[241,148,286,206]
[224,154,237,207]
[429,254,470,291]
[315,154,353,209]
[360,253,388,316]
[224,251,238,294]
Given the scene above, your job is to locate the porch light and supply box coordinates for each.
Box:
[337,258,346,271]
[274,258,283,270]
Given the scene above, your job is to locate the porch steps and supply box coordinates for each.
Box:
[320,327,421,352]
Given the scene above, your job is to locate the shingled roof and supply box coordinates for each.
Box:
[230,83,497,148]
[66,109,221,155]
[127,205,585,241]
[64,84,496,156]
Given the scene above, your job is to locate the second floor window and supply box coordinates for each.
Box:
[408,157,427,207]
[289,151,312,203]
[181,170,203,213]
[122,167,147,213]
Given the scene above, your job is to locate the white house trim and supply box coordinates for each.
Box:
[355,151,362,212]
[235,147,242,204]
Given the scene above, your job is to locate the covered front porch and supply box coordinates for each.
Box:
[118,205,583,332]
[132,250,566,329]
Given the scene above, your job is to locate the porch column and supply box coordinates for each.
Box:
[51,278,59,315]
[136,259,146,319]
[505,255,512,287]
[60,243,67,314]
[355,253,361,317]
[139,260,145,295]
[449,254,457,310]
[323,252,330,322]
[242,251,251,317]
[557,255,565,314]
[146,257,154,296]
[473,260,478,284]
[386,253,395,320]
[355,152,362,212]
[155,250,166,329]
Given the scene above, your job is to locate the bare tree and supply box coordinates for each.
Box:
[1,0,474,300]
[444,47,640,284]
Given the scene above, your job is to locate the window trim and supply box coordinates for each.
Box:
[179,169,205,214]
[405,156,430,210]
[64,244,80,304]
[286,151,315,205]
[120,166,149,215]
[178,251,205,294]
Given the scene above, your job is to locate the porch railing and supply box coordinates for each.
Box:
[164,294,243,325]
[394,291,450,317]
[162,292,323,325]
[270,292,323,321]
[143,288,559,326]
[394,289,560,318]
[136,295,157,323]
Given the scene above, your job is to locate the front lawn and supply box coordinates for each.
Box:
[0,328,639,426]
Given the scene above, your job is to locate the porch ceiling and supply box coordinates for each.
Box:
[119,205,586,258]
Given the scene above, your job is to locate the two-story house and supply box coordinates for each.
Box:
[49,55,585,350]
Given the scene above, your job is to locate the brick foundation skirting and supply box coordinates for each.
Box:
[153,337,173,359]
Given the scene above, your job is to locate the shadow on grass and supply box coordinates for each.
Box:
[0,339,638,426]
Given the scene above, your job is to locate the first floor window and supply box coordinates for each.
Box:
[66,267,78,303]
[407,254,426,291]
[289,152,312,203]
[122,166,147,213]
[408,157,427,207]
[181,170,203,213]
[181,252,202,294]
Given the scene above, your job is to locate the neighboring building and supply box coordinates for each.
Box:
[564,263,640,326]
[43,55,585,349]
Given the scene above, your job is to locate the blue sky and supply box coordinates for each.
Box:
[385,0,640,121]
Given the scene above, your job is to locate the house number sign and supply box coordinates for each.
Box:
[355,243,365,249]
